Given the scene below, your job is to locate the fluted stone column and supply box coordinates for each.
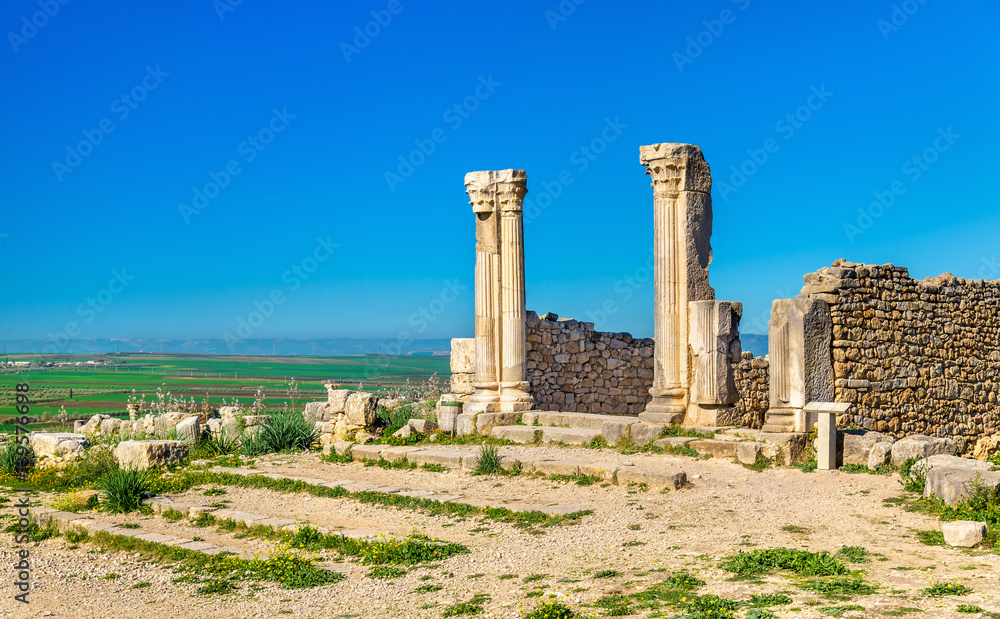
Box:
[465,171,501,414]
[639,144,715,425]
[497,170,533,412]
[463,169,533,416]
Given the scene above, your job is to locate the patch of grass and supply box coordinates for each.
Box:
[550,473,601,486]
[203,487,227,496]
[368,565,407,579]
[882,607,923,616]
[132,581,152,589]
[593,569,619,579]
[499,574,517,580]
[923,582,972,596]
[957,605,985,613]
[741,454,773,472]
[747,610,778,619]
[442,593,489,617]
[719,548,848,578]
[665,572,705,590]
[523,602,576,619]
[622,541,646,547]
[90,530,343,589]
[834,546,871,563]
[196,579,237,595]
[414,583,443,593]
[523,574,548,583]
[781,525,810,534]
[916,530,945,546]
[799,577,878,597]
[143,470,591,530]
[422,463,447,472]
[104,573,120,580]
[472,444,502,476]
[64,527,89,544]
[747,593,793,607]
[99,467,150,513]
[796,459,818,473]
[118,523,141,529]
[820,604,864,616]
[162,508,184,521]
[286,525,468,565]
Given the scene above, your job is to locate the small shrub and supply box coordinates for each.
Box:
[100,467,150,513]
[64,527,90,544]
[195,431,239,458]
[0,437,34,476]
[593,569,619,579]
[746,610,778,619]
[916,530,945,546]
[472,444,502,476]
[900,457,927,493]
[379,404,419,437]
[797,459,818,473]
[71,446,119,485]
[684,595,741,619]
[799,577,879,596]
[923,582,972,596]
[243,412,318,455]
[162,508,184,521]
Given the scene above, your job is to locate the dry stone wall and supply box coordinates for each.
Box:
[525,311,654,414]
[802,261,1000,453]
[733,352,769,429]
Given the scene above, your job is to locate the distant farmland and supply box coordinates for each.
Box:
[0,353,450,433]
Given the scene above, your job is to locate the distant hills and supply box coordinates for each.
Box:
[2,338,454,356]
[3,333,768,358]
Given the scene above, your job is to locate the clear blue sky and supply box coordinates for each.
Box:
[1,0,998,345]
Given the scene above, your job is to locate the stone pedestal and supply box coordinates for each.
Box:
[763,297,835,433]
[687,300,742,426]
[638,143,715,426]
[464,169,533,416]
[807,401,851,470]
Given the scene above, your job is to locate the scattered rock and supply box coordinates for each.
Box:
[941,521,987,547]
[113,440,189,470]
[891,435,958,465]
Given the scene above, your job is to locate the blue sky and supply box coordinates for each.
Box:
[1,0,998,346]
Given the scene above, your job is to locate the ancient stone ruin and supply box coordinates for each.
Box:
[448,142,1000,457]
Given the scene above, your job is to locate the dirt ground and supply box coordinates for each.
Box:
[1,446,997,619]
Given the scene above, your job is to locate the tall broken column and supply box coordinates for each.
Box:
[463,169,533,416]
[638,143,716,426]
[688,300,743,426]
[762,297,835,433]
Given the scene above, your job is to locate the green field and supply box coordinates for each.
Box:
[0,353,450,433]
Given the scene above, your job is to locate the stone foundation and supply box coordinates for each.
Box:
[733,352,769,429]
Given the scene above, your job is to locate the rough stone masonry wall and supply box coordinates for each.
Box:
[525,312,654,414]
[803,261,1000,453]
[733,351,769,429]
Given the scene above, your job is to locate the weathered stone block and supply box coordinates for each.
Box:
[303,401,333,422]
[891,435,959,465]
[29,433,89,459]
[113,440,188,470]
[630,423,665,446]
[475,412,520,436]
[941,521,987,547]
[450,338,476,374]
[345,392,380,428]
[176,417,200,444]
[326,389,352,414]
[925,468,1000,506]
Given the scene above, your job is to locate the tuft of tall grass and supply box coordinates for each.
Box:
[0,437,34,476]
[472,444,502,476]
[241,413,317,456]
[100,467,151,513]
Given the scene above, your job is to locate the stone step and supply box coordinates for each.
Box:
[521,411,640,431]
[491,425,601,446]
[689,439,739,458]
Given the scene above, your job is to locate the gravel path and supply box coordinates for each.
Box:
[1,447,997,618]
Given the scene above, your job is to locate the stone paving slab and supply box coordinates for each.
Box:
[380,446,425,462]
[532,460,584,476]
[407,449,474,468]
[689,440,738,458]
[653,437,696,448]
[616,469,687,490]
[350,444,388,461]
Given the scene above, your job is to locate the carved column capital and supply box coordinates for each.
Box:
[494,169,528,213]
[465,171,496,214]
[639,143,712,198]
